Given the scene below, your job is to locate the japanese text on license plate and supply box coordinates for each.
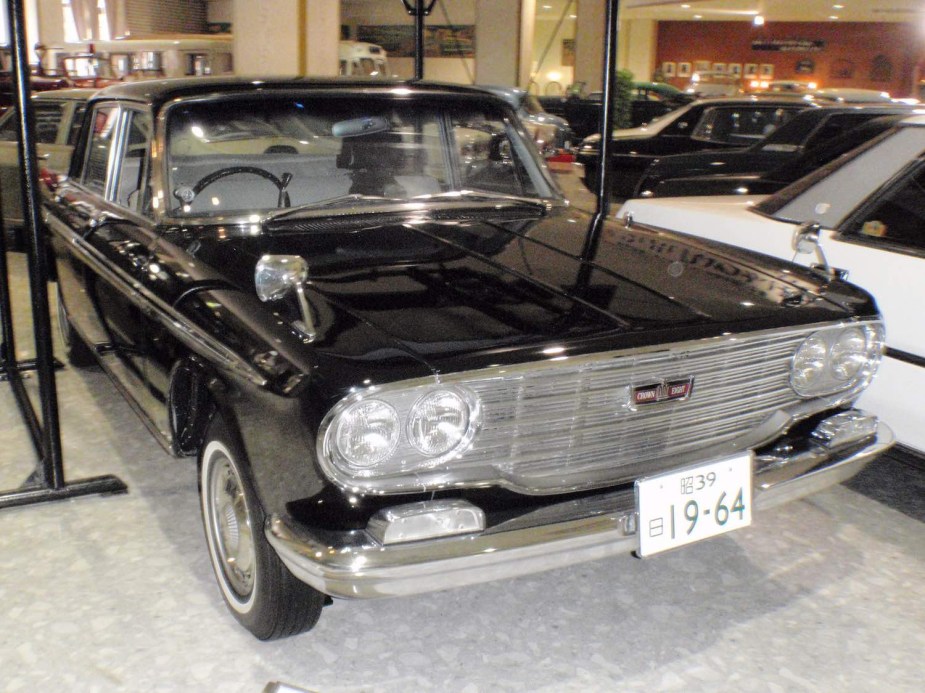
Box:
[635,453,753,557]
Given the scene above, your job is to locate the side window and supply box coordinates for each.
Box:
[115,109,153,215]
[81,106,120,195]
[693,107,794,145]
[33,103,65,144]
[845,163,925,252]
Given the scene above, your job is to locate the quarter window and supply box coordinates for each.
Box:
[82,106,119,195]
[845,162,925,253]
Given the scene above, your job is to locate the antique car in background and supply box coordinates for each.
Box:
[635,115,910,200]
[576,95,814,197]
[44,77,891,640]
[539,81,692,139]
[0,88,92,249]
[620,114,925,456]
[479,84,574,164]
[633,104,919,199]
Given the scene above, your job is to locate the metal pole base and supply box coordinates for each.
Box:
[0,475,129,510]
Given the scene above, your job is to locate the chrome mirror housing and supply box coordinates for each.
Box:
[255,254,316,339]
[793,222,821,255]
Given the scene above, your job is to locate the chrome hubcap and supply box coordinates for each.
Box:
[209,455,255,598]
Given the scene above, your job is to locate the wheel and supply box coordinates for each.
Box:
[199,412,325,640]
[55,284,96,368]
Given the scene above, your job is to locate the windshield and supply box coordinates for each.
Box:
[164,95,558,218]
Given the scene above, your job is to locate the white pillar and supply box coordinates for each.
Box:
[475,0,533,88]
[232,0,338,76]
[619,18,656,82]
[574,0,604,92]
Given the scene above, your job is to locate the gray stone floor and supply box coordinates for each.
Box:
[2,252,924,693]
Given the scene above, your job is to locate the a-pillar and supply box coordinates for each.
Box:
[475,0,535,88]
[232,0,339,76]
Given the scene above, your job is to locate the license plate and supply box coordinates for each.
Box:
[635,453,753,557]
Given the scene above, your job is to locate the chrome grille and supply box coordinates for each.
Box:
[453,329,823,492]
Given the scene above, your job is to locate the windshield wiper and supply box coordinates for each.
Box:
[423,190,552,211]
[268,193,406,220]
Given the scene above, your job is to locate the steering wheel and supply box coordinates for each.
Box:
[191,166,292,208]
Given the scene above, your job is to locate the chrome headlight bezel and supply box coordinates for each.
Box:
[319,384,482,486]
[790,322,884,398]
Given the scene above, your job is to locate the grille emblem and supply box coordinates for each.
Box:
[632,377,694,407]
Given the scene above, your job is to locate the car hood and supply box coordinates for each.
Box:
[184,202,875,383]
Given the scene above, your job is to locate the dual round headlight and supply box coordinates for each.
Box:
[791,325,882,397]
[330,387,478,473]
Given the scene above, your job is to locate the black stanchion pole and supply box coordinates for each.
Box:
[401,0,436,80]
[0,0,127,510]
[581,0,620,263]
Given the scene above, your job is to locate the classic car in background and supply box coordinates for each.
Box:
[637,115,911,200]
[634,104,920,198]
[0,71,72,112]
[576,95,814,197]
[539,81,692,139]
[0,88,92,249]
[479,85,574,163]
[45,77,891,640]
[620,114,925,455]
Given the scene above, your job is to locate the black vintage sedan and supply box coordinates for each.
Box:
[633,104,917,199]
[576,95,814,198]
[44,77,892,640]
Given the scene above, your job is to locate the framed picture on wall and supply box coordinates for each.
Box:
[744,63,758,77]
[662,61,676,77]
[760,63,775,78]
[712,63,726,74]
[695,60,711,73]
[678,62,691,78]
[728,63,742,77]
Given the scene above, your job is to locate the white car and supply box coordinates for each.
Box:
[619,114,925,455]
[0,88,94,246]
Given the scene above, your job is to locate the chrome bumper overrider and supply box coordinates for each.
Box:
[266,419,893,600]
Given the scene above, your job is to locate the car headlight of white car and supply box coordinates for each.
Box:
[790,323,884,397]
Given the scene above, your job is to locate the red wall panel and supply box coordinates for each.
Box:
[655,21,922,98]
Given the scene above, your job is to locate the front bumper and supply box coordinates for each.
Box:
[267,418,893,600]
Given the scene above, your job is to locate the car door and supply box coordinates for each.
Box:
[823,159,925,451]
[47,102,162,431]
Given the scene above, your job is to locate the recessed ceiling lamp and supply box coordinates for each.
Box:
[833,4,845,9]
[830,15,839,20]
[753,15,766,26]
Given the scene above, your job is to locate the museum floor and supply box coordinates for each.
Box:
[2,249,924,693]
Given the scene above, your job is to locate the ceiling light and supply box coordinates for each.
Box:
[753,15,765,26]
[833,4,844,9]
[693,15,702,20]
[829,15,839,20]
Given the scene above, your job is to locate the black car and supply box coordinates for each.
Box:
[634,104,917,198]
[539,82,692,138]
[640,114,911,199]
[576,95,815,197]
[44,77,892,640]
